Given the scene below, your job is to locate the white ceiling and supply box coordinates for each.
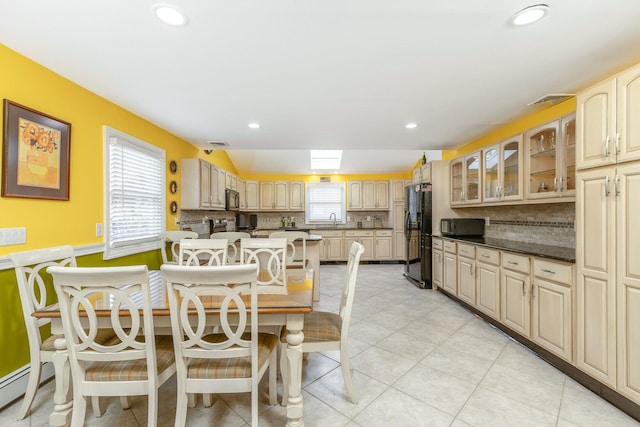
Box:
[1,1,640,174]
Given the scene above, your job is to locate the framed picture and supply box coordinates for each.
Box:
[2,100,71,200]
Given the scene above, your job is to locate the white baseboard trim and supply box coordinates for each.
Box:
[0,362,54,410]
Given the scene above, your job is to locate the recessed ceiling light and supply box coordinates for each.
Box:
[248,122,260,129]
[511,4,549,26]
[405,123,418,129]
[152,4,188,27]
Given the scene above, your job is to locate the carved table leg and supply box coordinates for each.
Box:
[285,314,304,427]
[49,337,72,426]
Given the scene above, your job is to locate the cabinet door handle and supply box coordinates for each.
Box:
[541,268,556,275]
[615,133,620,154]
[614,174,620,196]
[559,177,564,192]
[532,283,536,299]
[605,175,610,197]
[554,177,558,192]
[470,263,474,275]
[522,280,525,296]
[481,254,490,258]
[507,260,519,265]
[605,135,610,157]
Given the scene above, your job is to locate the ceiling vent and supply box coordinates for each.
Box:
[527,93,574,106]
[206,141,229,148]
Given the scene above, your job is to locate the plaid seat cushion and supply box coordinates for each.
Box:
[280,311,342,343]
[84,335,174,381]
[188,333,278,379]
[41,329,117,352]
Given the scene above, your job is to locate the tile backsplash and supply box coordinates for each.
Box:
[454,202,575,248]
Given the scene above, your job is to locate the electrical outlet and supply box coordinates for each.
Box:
[0,227,27,246]
[96,223,103,237]
[367,216,371,221]
[485,217,490,226]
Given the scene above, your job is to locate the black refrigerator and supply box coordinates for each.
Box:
[403,183,432,288]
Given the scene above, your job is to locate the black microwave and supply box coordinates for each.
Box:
[440,218,485,237]
[225,189,240,211]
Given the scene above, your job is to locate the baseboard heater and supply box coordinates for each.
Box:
[0,362,54,411]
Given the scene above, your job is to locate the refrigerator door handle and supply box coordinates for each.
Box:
[404,211,411,239]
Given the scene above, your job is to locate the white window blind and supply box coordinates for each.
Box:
[104,127,165,260]
[305,182,346,224]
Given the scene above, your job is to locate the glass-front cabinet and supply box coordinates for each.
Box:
[525,113,576,200]
[450,151,481,205]
[483,134,523,203]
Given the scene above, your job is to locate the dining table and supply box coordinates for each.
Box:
[33,268,314,427]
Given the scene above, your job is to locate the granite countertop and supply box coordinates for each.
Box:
[435,235,575,263]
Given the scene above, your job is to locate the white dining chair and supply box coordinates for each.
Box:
[209,231,250,263]
[178,238,228,266]
[9,246,77,420]
[161,264,278,427]
[159,231,198,264]
[280,242,364,405]
[48,265,176,427]
[240,238,288,294]
[269,231,309,268]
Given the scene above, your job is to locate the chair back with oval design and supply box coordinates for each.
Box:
[269,231,309,268]
[209,231,251,263]
[240,238,288,293]
[178,238,228,266]
[159,231,198,264]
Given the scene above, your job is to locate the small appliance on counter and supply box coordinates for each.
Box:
[440,218,485,237]
[236,213,257,230]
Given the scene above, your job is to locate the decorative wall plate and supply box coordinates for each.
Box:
[170,201,178,214]
[169,180,177,194]
[169,160,177,174]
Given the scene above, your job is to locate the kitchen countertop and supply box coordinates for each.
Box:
[435,235,575,263]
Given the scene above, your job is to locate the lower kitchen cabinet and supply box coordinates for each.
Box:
[317,230,344,262]
[457,243,476,306]
[374,229,393,260]
[345,230,374,261]
[432,238,443,289]
[532,268,573,362]
[476,247,501,320]
[443,240,457,295]
[501,252,531,337]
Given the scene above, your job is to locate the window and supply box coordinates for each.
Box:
[305,182,346,224]
[104,126,165,260]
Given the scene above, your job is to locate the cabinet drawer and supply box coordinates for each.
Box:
[457,243,475,258]
[533,259,572,284]
[476,247,500,265]
[345,230,374,237]
[317,230,343,237]
[375,229,393,237]
[502,252,530,274]
[444,240,457,253]
[432,238,443,250]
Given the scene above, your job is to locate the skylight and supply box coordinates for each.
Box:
[310,150,342,170]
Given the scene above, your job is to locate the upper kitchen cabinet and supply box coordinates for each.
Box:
[525,114,575,200]
[348,180,389,211]
[289,181,305,211]
[245,180,259,210]
[259,181,288,210]
[482,134,523,203]
[181,158,225,210]
[225,171,237,190]
[577,64,640,170]
[450,151,481,206]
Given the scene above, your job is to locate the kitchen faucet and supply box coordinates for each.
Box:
[329,212,337,229]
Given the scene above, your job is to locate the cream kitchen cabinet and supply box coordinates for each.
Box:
[443,240,457,295]
[225,171,237,190]
[501,252,531,337]
[457,243,476,306]
[450,151,481,205]
[245,180,259,210]
[576,63,640,171]
[374,229,393,260]
[181,158,225,210]
[392,179,407,202]
[259,181,288,210]
[237,178,246,209]
[348,180,389,211]
[476,247,500,320]
[345,230,374,261]
[317,230,344,262]
[576,161,640,390]
[531,258,574,362]
[288,181,305,211]
[525,114,576,200]
[483,134,523,202]
[432,238,444,289]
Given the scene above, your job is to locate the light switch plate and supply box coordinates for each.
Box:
[0,227,27,246]
[96,223,103,237]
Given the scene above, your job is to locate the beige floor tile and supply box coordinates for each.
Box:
[354,388,452,427]
[320,336,371,363]
[492,341,566,388]
[374,331,437,361]
[351,346,416,385]
[348,319,396,345]
[441,330,508,362]
[421,346,494,384]
[299,353,340,387]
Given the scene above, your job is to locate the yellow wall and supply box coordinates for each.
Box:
[442,97,576,160]
[240,173,411,182]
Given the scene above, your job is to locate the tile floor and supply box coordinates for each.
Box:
[2,263,639,426]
